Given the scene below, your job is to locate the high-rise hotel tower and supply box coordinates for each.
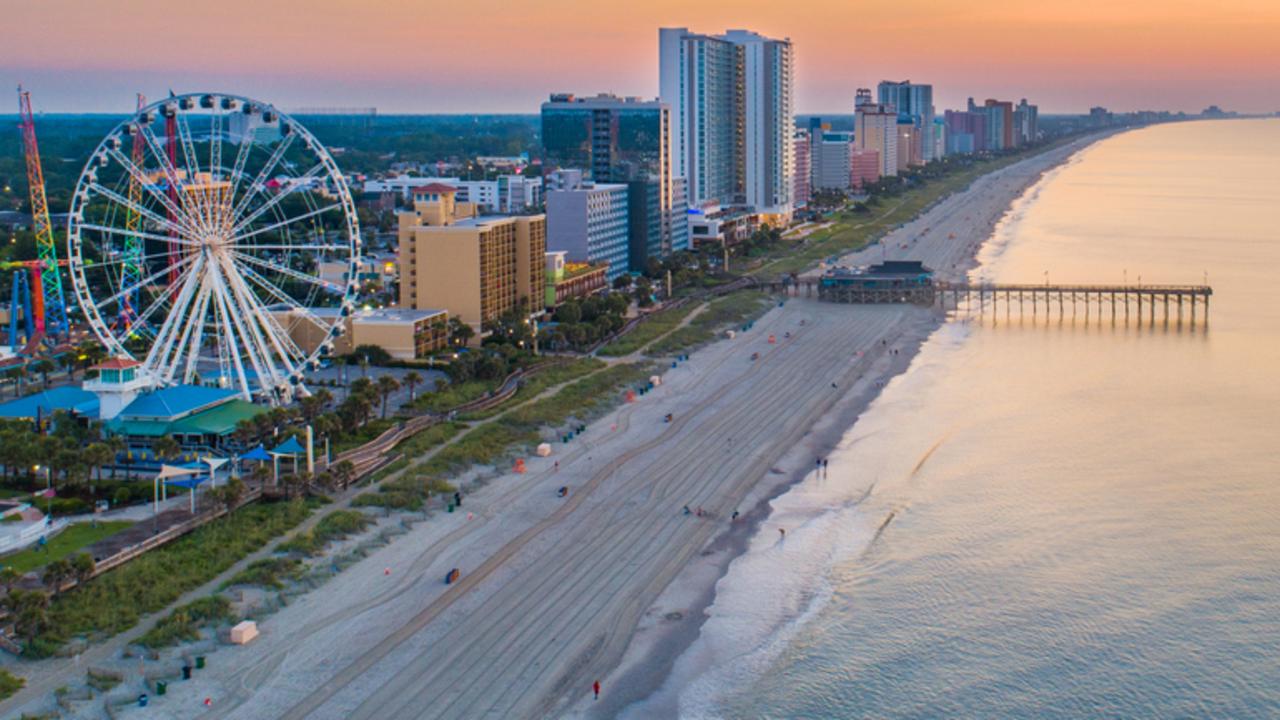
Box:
[659,28,795,217]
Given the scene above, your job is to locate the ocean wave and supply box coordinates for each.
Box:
[620,470,881,719]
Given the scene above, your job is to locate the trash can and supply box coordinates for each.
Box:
[196,656,205,669]
[182,665,192,680]
[139,693,149,707]
[156,681,167,695]
[447,503,454,513]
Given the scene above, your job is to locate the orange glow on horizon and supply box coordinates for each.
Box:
[3,0,1278,114]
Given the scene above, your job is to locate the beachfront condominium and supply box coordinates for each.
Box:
[545,175,631,281]
[397,184,546,336]
[1014,99,1039,145]
[878,80,935,164]
[855,89,899,177]
[813,131,854,192]
[659,27,795,217]
[540,93,687,268]
[969,98,1015,151]
[793,129,811,207]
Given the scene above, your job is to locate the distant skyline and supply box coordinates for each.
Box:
[3,0,1278,115]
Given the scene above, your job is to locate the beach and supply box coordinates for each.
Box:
[21,134,1105,720]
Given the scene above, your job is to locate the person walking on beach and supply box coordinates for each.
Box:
[593,680,601,700]
[779,528,786,539]
[454,491,462,508]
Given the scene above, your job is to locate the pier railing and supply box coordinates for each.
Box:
[934,282,1212,323]
[765,277,1213,324]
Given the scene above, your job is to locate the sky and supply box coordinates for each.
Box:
[3,0,1279,115]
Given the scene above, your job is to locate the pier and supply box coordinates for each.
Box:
[933,282,1212,324]
[765,277,1213,324]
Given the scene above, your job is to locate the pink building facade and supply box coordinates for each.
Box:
[851,149,881,191]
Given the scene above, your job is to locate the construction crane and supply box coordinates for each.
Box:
[16,85,69,342]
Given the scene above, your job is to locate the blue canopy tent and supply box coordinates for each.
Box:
[242,445,272,462]
[269,436,306,486]
[238,444,273,483]
[155,464,210,514]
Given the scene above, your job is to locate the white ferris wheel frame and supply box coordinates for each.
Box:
[65,92,362,406]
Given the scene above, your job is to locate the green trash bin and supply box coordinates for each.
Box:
[156,681,167,696]
[196,656,205,669]
[447,503,454,513]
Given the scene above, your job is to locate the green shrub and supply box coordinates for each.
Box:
[32,499,314,656]
[46,497,90,516]
[0,668,24,700]
[136,595,234,649]
[598,305,696,356]
[279,510,372,556]
[223,558,304,590]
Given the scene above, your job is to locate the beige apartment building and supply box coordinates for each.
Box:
[270,306,449,360]
[398,184,546,335]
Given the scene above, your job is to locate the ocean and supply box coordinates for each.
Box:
[627,119,1280,719]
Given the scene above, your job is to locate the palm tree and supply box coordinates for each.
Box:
[152,436,181,464]
[3,589,48,643]
[209,476,246,515]
[333,459,356,490]
[301,389,333,423]
[0,566,21,594]
[68,553,94,585]
[42,559,72,595]
[403,371,422,403]
[104,436,126,479]
[376,376,400,419]
[30,359,55,389]
[83,442,113,493]
[7,365,27,398]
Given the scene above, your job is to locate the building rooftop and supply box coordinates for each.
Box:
[0,386,99,420]
[108,398,265,438]
[91,357,142,371]
[411,183,458,194]
[562,263,608,280]
[352,307,447,325]
[117,385,239,421]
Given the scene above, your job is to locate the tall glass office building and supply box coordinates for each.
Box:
[541,93,687,269]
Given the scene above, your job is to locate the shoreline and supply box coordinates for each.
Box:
[585,132,1116,719]
[1,133,1116,720]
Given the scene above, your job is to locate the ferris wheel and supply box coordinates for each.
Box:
[66,93,362,406]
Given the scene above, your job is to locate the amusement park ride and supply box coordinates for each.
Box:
[4,86,71,355]
[6,90,363,406]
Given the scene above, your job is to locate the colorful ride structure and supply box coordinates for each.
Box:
[13,86,70,347]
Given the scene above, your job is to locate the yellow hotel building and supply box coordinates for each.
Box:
[398,184,545,336]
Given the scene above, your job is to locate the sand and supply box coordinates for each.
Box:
[15,134,1107,720]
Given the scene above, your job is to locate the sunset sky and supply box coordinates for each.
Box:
[4,0,1279,115]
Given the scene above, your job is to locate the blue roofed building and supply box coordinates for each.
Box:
[105,384,267,453]
[0,386,100,421]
